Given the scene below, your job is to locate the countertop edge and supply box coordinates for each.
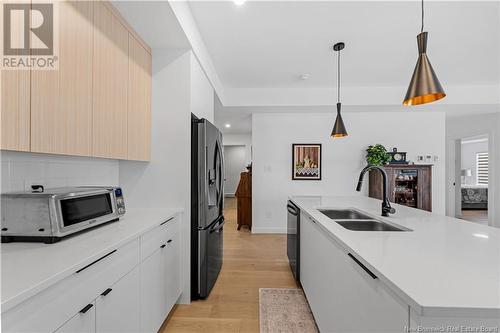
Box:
[1,209,182,312]
[289,196,500,319]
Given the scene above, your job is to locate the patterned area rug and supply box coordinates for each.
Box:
[259,288,319,333]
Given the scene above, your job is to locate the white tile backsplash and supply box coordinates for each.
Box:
[0,151,119,193]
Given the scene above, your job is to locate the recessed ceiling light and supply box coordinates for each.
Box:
[225,123,231,128]
[234,0,246,6]
[473,233,489,239]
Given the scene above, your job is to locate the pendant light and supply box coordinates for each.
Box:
[403,0,445,106]
[331,42,348,138]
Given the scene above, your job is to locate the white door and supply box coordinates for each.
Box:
[55,301,96,333]
[96,266,140,333]
[141,248,167,332]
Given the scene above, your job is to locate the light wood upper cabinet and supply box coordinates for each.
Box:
[1,8,30,152]
[31,1,93,156]
[1,1,151,161]
[127,35,151,161]
[92,1,129,159]
[1,71,30,152]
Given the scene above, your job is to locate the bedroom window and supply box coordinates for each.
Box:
[476,152,488,185]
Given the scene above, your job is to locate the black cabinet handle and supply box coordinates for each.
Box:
[76,250,117,273]
[80,304,93,314]
[160,217,174,226]
[160,244,166,249]
[167,239,172,243]
[348,253,377,279]
[101,288,113,296]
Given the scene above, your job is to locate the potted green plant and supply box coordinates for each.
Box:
[366,144,391,166]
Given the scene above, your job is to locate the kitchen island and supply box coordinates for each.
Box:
[290,195,500,332]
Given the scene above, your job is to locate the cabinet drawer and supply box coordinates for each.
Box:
[2,238,140,333]
[140,216,177,261]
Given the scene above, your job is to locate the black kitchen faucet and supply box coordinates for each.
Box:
[356,165,396,217]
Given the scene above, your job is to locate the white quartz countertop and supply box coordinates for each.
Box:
[290,195,500,318]
[1,208,182,312]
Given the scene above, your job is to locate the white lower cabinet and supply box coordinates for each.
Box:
[141,248,167,333]
[1,215,181,333]
[96,266,141,333]
[300,212,409,332]
[165,235,181,312]
[55,302,96,333]
[141,220,181,333]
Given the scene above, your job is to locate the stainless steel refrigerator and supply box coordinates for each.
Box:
[191,115,225,300]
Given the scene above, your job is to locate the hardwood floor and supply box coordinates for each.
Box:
[161,198,297,333]
[460,209,489,225]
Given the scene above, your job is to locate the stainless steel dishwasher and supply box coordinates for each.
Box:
[286,200,300,282]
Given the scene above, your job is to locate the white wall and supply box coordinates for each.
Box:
[223,133,252,165]
[1,151,118,194]
[119,50,214,303]
[461,140,488,186]
[252,112,446,233]
[119,49,190,210]
[223,145,247,196]
[119,49,192,303]
[190,54,214,122]
[446,112,500,227]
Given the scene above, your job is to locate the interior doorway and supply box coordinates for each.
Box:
[455,134,489,225]
[223,145,247,197]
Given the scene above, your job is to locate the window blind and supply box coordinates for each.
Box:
[476,152,488,185]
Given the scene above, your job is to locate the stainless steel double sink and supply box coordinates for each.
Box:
[318,209,411,232]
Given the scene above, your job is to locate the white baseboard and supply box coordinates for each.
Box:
[251,226,287,234]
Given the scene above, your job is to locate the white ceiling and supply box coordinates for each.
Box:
[214,95,253,133]
[114,1,500,134]
[189,1,499,89]
[190,1,500,133]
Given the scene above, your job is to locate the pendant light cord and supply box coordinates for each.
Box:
[421,0,424,33]
[337,49,341,104]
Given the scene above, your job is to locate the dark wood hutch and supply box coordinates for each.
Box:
[369,164,433,212]
[235,170,252,230]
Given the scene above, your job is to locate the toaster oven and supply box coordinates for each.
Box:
[1,187,125,244]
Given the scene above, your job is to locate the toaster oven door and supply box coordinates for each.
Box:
[56,192,117,235]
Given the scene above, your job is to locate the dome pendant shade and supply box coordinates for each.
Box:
[403,32,445,106]
[331,103,348,138]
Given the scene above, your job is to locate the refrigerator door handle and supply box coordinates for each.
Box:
[287,204,298,216]
[209,216,225,233]
[214,139,224,208]
[219,137,225,209]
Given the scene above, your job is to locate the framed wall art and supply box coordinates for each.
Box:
[292,144,322,180]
